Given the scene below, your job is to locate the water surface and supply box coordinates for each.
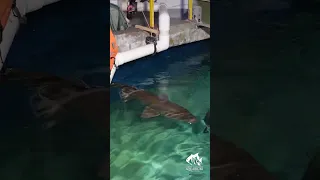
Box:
[110,41,211,180]
[212,10,320,180]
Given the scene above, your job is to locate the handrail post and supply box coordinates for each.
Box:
[188,0,193,20]
[149,0,154,28]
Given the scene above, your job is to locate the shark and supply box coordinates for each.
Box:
[1,68,110,179]
[0,68,109,130]
[203,108,210,133]
[201,106,276,180]
[301,149,320,180]
[211,133,276,180]
[0,69,197,179]
[111,82,197,124]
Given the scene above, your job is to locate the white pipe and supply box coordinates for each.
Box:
[0,0,61,70]
[110,66,117,83]
[110,3,170,83]
[19,0,61,15]
[0,12,20,70]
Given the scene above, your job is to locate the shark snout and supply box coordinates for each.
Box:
[177,112,198,124]
[164,111,197,124]
[184,115,197,124]
[187,117,197,124]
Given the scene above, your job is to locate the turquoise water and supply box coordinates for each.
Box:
[110,42,210,180]
[0,0,210,179]
[5,0,320,179]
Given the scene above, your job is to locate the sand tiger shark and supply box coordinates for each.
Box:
[1,68,278,179]
[211,133,276,180]
[301,150,320,180]
[0,68,109,130]
[111,82,197,124]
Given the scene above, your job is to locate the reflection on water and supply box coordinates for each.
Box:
[212,11,320,180]
[110,42,210,180]
[0,1,108,180]
[0,70,109,180]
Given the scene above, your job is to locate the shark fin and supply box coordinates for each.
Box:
[203,126,210,133]
[158,94,169,101]
[141,106,160,118]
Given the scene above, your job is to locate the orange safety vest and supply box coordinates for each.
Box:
[110,28,118,71]
[0,0,13,30]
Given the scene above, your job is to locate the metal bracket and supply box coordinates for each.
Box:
[146,36,157,55]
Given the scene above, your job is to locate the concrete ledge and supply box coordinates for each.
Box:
[115,19,210,52]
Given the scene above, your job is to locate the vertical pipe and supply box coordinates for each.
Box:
[111,4,170,83]
[188,0,193,20]
[180,0,184,20]
[149,0,154,28]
